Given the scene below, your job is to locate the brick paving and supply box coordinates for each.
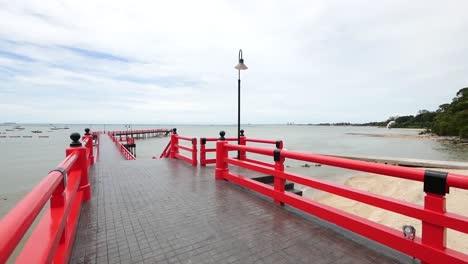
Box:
[70,135,407,264]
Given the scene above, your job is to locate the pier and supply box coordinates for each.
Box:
[110,129,171,139]
[1,128,468,264]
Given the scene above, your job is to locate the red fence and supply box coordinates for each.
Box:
[169,129,197,166]
[0,130,94,263]
[159,140,171,158]
[200,133,237,166]
[200,130,282,166]
[214,139,468,264]
[108,133,136,160]
[106,128,171,136]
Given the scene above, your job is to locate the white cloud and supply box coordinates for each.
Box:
[0,0,467,124]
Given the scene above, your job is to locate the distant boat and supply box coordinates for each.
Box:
[31,130,43,133]
[14,126,25,130]
[51,126,69,130]
[5,129,13,131]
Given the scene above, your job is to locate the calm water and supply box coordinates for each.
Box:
[1,124,467,217]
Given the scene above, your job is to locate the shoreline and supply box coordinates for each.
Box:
[346,132,468,144]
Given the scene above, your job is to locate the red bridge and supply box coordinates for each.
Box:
[1,128,468,264]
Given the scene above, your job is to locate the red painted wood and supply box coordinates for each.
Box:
[176,144,192,152]
[218,141,468,264]
[53,191,83,264]
[15,170,81,263]
[108,134,135,160]
[159,140,171,158]
[0,130,94,263]
[243,158,275,168]
[168,135,197,166]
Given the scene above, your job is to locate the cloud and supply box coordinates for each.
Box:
[0,0,467,124]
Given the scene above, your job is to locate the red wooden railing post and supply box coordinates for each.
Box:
[200,138,207,166]
[215,131,228,180]
[421,170,448,264]
[83,128,94,165]
[170,128,179,159]
[239,129,246,161]
[273,149,285,206]
[50,171,66,246]
[66,133,91,202]
[191,138,198,166]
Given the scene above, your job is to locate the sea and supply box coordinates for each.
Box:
[1,124,467,218]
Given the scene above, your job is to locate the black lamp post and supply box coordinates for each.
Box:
[234,49,248,151]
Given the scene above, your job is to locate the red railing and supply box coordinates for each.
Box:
[160,129,197,166]
[159,140,171,158]
[200,136,237,166]
[200,130,282,166]
[214,139,468,264]
[106,128,171,136]
[0,130,93,263]
[117,137,135,145]
[108,133,136,160]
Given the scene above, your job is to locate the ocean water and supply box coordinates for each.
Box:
[1,124,467,217]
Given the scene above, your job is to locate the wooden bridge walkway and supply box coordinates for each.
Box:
[70,135,405,264]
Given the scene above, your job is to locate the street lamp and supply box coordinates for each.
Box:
[234,49,248,152]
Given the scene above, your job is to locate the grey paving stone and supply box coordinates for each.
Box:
[70,135,404,264]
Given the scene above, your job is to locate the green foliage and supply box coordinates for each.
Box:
[390,110,436,129]
[432,88,468,138]
[370,87,468,138]
[460,126,468,139]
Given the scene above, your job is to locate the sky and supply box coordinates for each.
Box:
[0,0,467,124]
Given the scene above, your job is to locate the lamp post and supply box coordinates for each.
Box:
[234,49,248,156]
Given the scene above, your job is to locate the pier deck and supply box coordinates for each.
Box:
[70,135,402,264]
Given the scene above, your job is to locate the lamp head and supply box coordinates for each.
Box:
[235,49,248,70]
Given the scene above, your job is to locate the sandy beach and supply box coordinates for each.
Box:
[305,168,468,254]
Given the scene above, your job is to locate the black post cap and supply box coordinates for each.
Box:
[424,170,448,195]
[70,132,82,147]
[201,138,206,144]
[219,131,226,140]
[172,128,177,134]
[275,140,282,149]
[240,129,245,136]
[84,128,91,135]
[274,149,281,162]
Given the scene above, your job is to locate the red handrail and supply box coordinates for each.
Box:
[108,133,136,160]
[216,140,468,264]
[0,130,93,263]
[159,140,171,158]
[168,132,197,166]
[200,132,282,166]
[102,128,171,136]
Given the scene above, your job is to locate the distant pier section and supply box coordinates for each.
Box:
[110,128,171,139]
